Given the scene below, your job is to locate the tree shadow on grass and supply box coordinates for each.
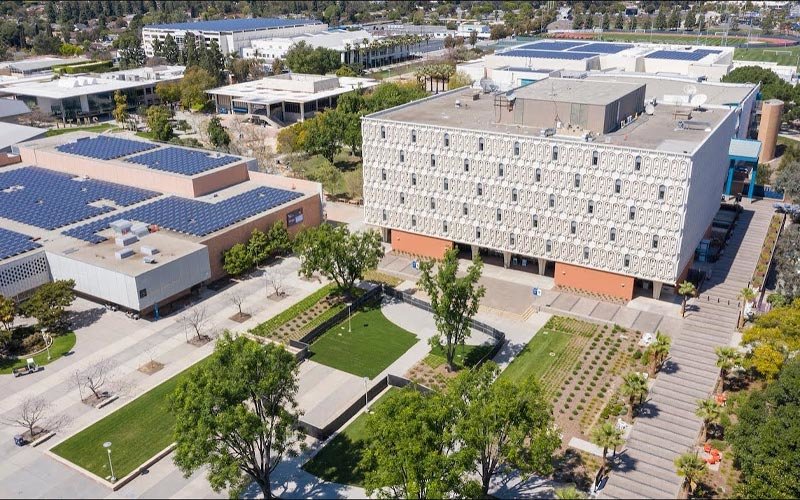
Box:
[302,434,366,487]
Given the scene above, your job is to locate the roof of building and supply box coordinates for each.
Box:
[207,74,379,105]
[510,78,644,106]
[146,17,323,32]
[729,138,762,161]
[1,66,185,99]
[0,98,30,118]
[251,28,374,51]
[0,122,46,150]
[0,57,91,73]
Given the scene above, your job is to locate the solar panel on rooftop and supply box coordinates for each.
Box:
[56,136,158,160]
[517,41,589,51]
[566,43,633,54]
[0,228,40,260]
[644,49,720,61]
[125,147,238,176]
[501,49,599,60]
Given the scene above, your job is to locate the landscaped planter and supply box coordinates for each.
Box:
[751,214,785,292]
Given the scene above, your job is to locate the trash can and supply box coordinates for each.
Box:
[13,435,25,447]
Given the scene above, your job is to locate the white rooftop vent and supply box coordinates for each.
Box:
[131,223,150,238]
[115,248,134,260]
[140,246,159,256]
[115,234,138,248]
[645,103,655,115]
[143,256,156,264]
[109,219,132,234]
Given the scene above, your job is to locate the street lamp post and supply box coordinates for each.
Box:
[41,328,51,361]
[363,376,369,412]
[103,442,116,482]
[348,304,352,333]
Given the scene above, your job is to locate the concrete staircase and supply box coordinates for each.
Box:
[600,204,775,499]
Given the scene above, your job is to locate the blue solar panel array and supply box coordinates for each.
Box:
[0,167,159,230]
[566,42,632,54]
[56,136,158,160]
[518,41,589,51]
[645,49,720,61]
[64,186,303,243]
[125,147,239,176]
[501,49,599,60]
[0,228,40,260]
[147,18,321,32]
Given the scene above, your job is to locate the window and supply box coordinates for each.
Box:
[443,221,448,233]
[498,163,504,177]
[546,239,552,253]
[532,214,538,228]
[583,247,590,260]
[535,168,542,182]
[478,137,484,151]
[380,126,385,139]
[463,203,468,216]
[411,215,417,226]
[592,150,599,166]
[658,185,666,200]
[496,208,502,222]
[615,179,621,194]
[443,178,449,191]
[574,174,581,188]
[411,173,417,186]
[623,254,630,267]
[629,206,636,220]
[509,234,516,246]
[431,154,436,167]
[430,198,436,210]
[513,141,520,156]
[511,188,518,202]
[382,210,387,221]
[477,183,483,196]
[652,235,659,249]
[634,155,642,171]
[587,201,594,214]
[400,192,405,204]
[552,146,558,161]
[549,194,555,208]
[139,288,148,298]
[570,221,577,235]
[444,133,450,147]
[400,150,405,163]
[381,169,386,181]
[476,227,481,239]
[610,228,616,241]
[464,158,470,172]
[411,129,417,142]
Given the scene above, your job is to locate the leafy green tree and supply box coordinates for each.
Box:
[695,398,721,440]
[468,30,478,47]
[171,335,304,499]
[723,66,794,104]
[294,224,382,292]
[591,422,624,480]
[201,39,225,84]
[776,161,800,205]
[179,66,217,110]
[448,70,473,90]
[418,249,486,371]
[360,388,462,499]
[158,33,180,64]
[678,280,696,317]
[620,372,648,416]
[32,32,62,55]
[452,363,561,495]
[0,294,15,353]
[335,64,358,77]
[276,122,306,154]
[684,8,697,30]
[270,57,285,75]
[302,111,341,162]
[155,81,182,105]
[267,221,291,255]
[247,229,271,267]
[363,82,427,113]
[615,12,625,29]
[115,32,145,69]
[112,90,128,126]
[761,10,775,34]
[145,105,173,141]
[741,298,800,379]
[284,41,341,74]
[21,279,76,331]
[223,243,253,276]
[667,8,681,29]
[715,346,743,389]
[674,452,707,496]
[654,9,667,29]
[207,116,230,149]
[182,32,199,67]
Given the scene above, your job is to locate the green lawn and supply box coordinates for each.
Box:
[309,304,418,378]
[423,343,493,371]
[555,31,748,46]
[0,332,76,375]
[499,329,572,385]
[302,387,398,485]
[51,363,201,479]
[44,124,117,137]
[734,46,800,66]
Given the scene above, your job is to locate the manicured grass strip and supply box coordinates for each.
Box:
[51,362,203,479]
[734,46,800,66]
[44,124,117,137]
[303,388,398,485]
[251,284,337,338]
[423,343,493,371]
[499,329,572,385]
[309,305,418,378]
[0,332,76,374]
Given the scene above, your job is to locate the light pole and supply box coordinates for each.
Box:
[348,304,352,333]
[103,442,116,482]
[41,328,51,361]
[363,376,369,412]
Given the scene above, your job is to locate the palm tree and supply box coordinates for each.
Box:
[739,287,756,327]
[555,485,586,499]
[620,372,649,417]
[591,422,625,480]
[715,346,743,390]
[678,280,697,318]
[644,332,672,374]
[695,398,721,440]
[674,452,706,496]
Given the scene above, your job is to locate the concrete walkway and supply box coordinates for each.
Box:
[601,202,776,499]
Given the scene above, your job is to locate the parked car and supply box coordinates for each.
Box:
[12,358,41,378]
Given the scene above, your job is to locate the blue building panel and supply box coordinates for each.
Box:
[0,167,159,230]
[56,136,158,160]
[566,42,633,54]
[0,228,41,260]
[644,49,720,61]
[147,18,321,32]
[501,49,599,60]
[64,186,303,243]
[517,41,589,51]
[125,147,239,176]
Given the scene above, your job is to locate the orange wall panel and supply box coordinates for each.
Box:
[554,262,634,301]
[391,230,452,259]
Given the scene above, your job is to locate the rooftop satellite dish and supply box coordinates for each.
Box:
[645,103,655,115]
[683,84,698,97]
[690,94,708,108]
[506,92,516,102]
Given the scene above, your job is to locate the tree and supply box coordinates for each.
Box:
[230,57,261,83]
[32,32,62,55]
[452,363,561,496]
[179,66,216,110]
[145,105,173,141]
[678,280,696,317]
[228,292,245,317]
[468,30,478,47]
[615,12,625,29]
[684,8,697,30]
[723,66,794,104]
[555,486,586,499]
[178,306,211,343]
[265,268,287,297]
[182,32,199,67]
[223,243,253,277]
[361,388,462,499]
[695,398,721,440]
[271,57,285,75]
[74,359,114,400]
[654,9,667,30]
[643,332,672,374]
[1,396,66,439]
[207,116,230,149]
[21,279,76,332]
[171,335,304,498]
[275,122,306,154]
[776,161,800,203]
[112,90,128,126]
[591,422,624,480]
[158,33,179,64]
[667,8,681,29]
[418,249,486,371]
[674,453,706,496]
[284,41,341,75]
[335,64,358,77]
[761,10,775,34]
[116,32,145,69]
[741,299,800,379]
[155,81,182,105]
[620,372,649,417]
[0,294,15,351]
[267,221,291,255]
[490,24,509,40]
[448,70,473,90]
[715,346,743,389]
[247,229,272,267]
[302,110,342,162]
[294,224,383,292]
[774,225,800,299]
